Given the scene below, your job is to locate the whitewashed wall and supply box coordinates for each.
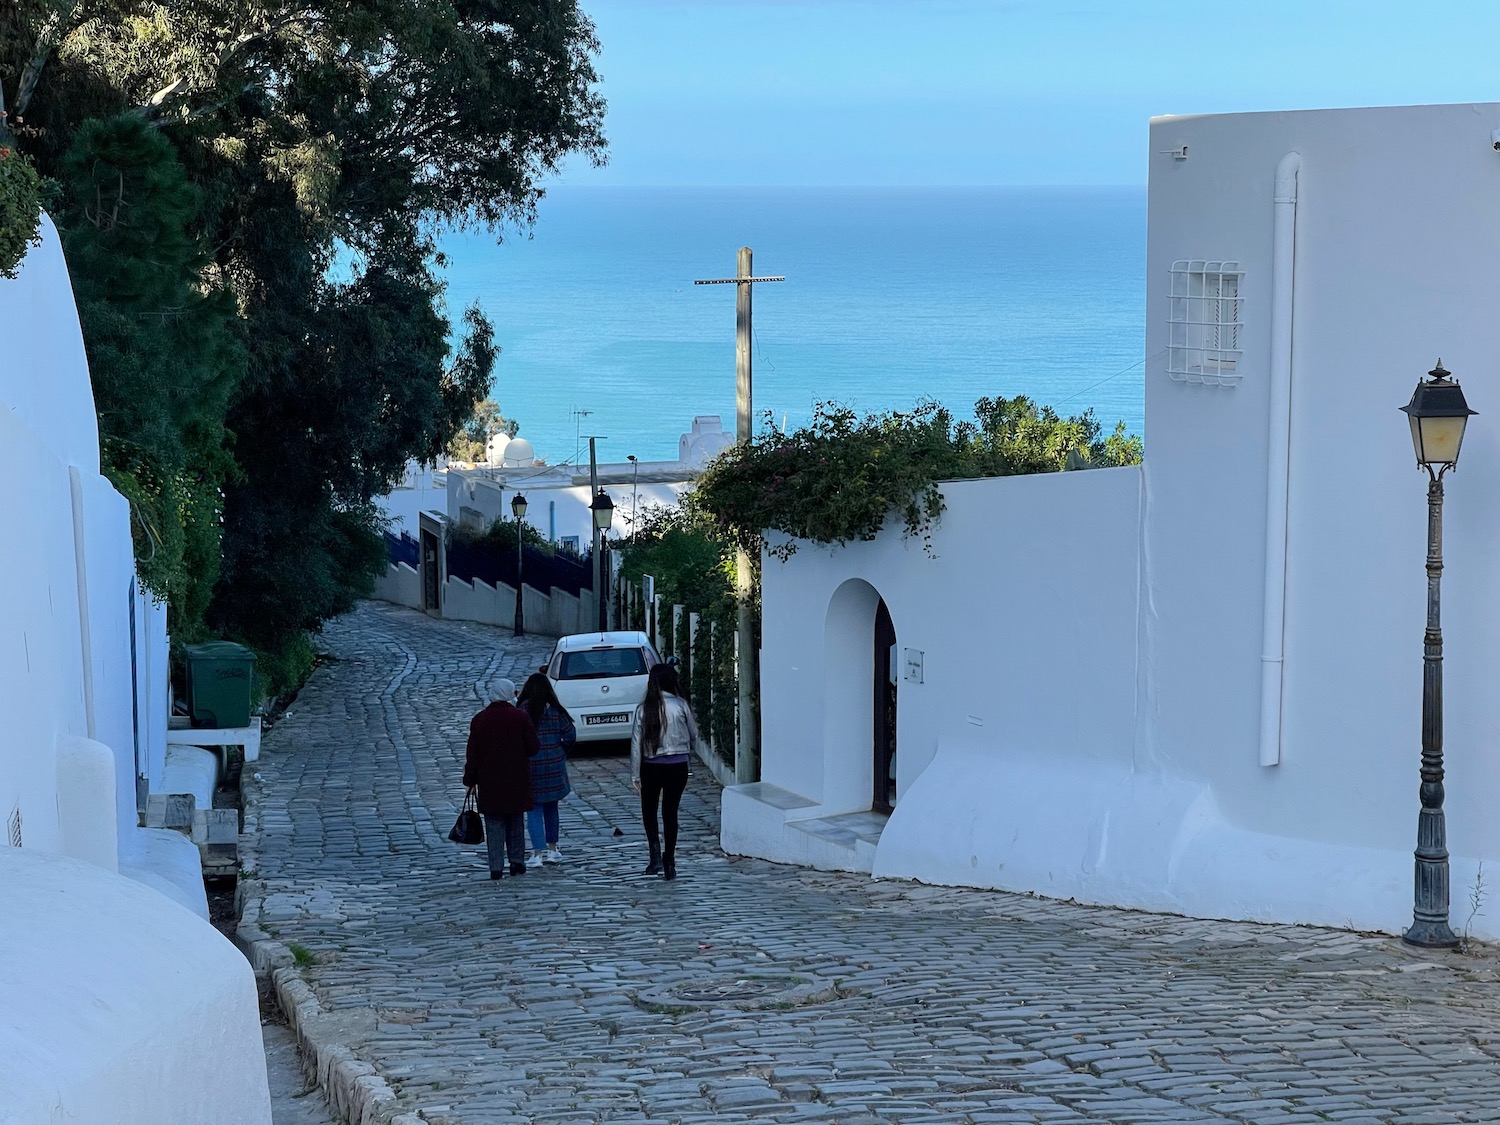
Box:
[0,847,270,1125]
[735,102,1500,940]
[442,576,596,639]
[0,217,271,1123]
[373,561,423,609]
[73,470,143,838]
[742,470,1142,872]
[1140,102,1500,931]
[0,400,81,857]
[134,593,171,795]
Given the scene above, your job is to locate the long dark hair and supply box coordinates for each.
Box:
[639,663,685,754]
[519,672,570,726]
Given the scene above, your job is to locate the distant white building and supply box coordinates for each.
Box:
[726,101,1500,941]
[377,456,450,541]
[0,218,270,1122]
[374,415,730,632]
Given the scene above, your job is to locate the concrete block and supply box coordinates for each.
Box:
[145,792,195,830]
[192,807,239,845]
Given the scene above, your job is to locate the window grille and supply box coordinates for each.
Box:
[1168,260,1245,386]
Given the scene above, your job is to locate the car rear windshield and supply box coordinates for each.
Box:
[556,647,649,680]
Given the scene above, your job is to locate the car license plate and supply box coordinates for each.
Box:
[586,712,631,725]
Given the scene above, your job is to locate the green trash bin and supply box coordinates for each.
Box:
[184,641,258,728]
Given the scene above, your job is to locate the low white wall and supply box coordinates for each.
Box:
[119,828,210,919]
[444,575,505,626]
[0,847,270,1125]
[755,468,1143,818]
[744,460,1492,937]
[55,736,119,872]
[880,739,1418,933]
[372,561,422,609]
[441,575,598,638]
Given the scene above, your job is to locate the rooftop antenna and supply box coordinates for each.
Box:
[571,406,593,467]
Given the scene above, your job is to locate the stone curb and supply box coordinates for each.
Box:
[237,755,424,1125]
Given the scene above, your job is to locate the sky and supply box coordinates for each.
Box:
[566,0,1500,187]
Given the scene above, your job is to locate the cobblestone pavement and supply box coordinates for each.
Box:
[247,602,1500,1125]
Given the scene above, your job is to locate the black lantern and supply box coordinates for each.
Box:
[510,492,528,520]
[590,489,614,532]
[1402,360,1476,470]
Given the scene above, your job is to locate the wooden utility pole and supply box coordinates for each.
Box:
[588,436,603,632]
[695,248,785,785]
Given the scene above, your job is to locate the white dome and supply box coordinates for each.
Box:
[501,436,536,467]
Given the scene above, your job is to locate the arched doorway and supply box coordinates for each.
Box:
[822,580,898,815]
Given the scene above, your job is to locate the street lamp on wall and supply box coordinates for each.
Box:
[590,489,614,632]
[1399,359,1476,949]
[511,491,528,637]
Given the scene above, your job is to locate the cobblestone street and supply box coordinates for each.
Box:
[245,602,1500,1125]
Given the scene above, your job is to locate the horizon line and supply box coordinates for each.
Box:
[539,181,1147,191]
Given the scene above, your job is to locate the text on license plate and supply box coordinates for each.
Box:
[585,712,632,725]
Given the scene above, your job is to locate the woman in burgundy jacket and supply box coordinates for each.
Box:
[462,678,541,878]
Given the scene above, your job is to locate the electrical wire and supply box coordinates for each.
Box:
[1050,348,1165,410]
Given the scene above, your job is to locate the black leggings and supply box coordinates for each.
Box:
[640,760,689,858]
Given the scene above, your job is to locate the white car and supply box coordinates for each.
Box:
[544,631,661,743]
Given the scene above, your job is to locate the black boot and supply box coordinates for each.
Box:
[662,855,676,881]
[642,841,661,876]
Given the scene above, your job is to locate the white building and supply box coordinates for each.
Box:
[449,415,730,548]
[725,101,1500,941]
[378,457,449,541]
[374,417,729,631]
[0,218,271,1122]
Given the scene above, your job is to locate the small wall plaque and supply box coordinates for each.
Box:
[903,648,924,684]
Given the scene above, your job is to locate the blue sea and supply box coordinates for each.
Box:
[438,186,1146,467]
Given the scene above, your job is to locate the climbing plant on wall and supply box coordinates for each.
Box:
[691,395,1143,561]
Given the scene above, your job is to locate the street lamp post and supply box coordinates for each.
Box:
[511,492,528,637]
[590,489,614,633]
[627,454,639,532]
[1400,359,1477,949]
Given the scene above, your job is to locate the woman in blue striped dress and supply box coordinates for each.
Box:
[518,673,576,867]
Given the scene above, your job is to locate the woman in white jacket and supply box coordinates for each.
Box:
[630,663,700,880]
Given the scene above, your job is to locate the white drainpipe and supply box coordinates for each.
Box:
[1259,152,1300,767]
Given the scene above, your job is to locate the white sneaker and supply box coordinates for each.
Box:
[543,847,563,865]
[525,851,545,869]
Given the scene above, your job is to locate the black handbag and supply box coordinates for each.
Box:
[448,789,484,845]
